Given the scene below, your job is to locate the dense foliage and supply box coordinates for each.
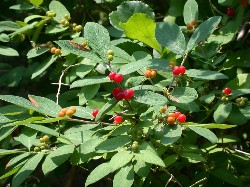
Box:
[0,0,249,186]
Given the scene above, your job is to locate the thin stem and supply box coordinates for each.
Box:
[180,52,188,66]
[165,174,173,187]
[66,118,114,126]
[189,177,207,187]
[234,149,250,156]
[162,168,183,187]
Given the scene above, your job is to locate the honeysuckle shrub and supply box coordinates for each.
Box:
[0,0,249,186]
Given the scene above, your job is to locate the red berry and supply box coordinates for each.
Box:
[172,66,181,75]
[177,114,186,123]
[112,88,124,100]
[109,72,116,80]
[113,74,123,83]
[240,0,248,5]
[114,115,123,124]
[124,89,134,100]
[222,87,232,95]
[226,7,235,17]
[92,109,99,118]
[179,66,186,74]
[174,111,181,118]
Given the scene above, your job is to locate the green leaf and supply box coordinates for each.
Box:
[188,126,218,143]
[211,168,242,186]
[79,84,100,105]
[0,149,25,156]
[73,106,93,120]
[30,0,43,6]
[27,95,62,117]
[183,0,198,25]
[225,74,250,89]
[120,13,161,52]
[49,1,70,23]
[0,166,22,180]
[0,21,21,32]
[96,135,132,152]
[79,138,103,154]
[0,114,12,123]
[95,98,118,121]
[213,103,232,123]
[170,87,198,103]
[25,124,59,137]
[85,163,111,187]
[239,106,250,119]
[14,128,37,151]
[31,55,57,79]
[163,155,178,167]
[133,159,151,177]
[12,152,44,187]
[0,33,10,42]
[5,117,44,127]
[65,124,99,135]
[65,130,93,145]
[0,95,36,111]
[199,93,215,104]
[160,125,182,145]
[27,47,49,59]
[226,105,248,125]
[0,45,19,56]
[186,69,228,80]
[186,16,221,51]
[9,22,37,36]
[45,24,68,34]
[70,76,110,89]
[109,151,133,172]
[55,40,101,61]
[156,22,186,55]
[9,3,34,10]
[184,122,236,129]
[24,15,44,23]
[134,90,169,106]
[180,152,206,163]
[134,150,165,167]
[118,59,151,75]
[42,145,75,175]
[84,22,111,60]
[109,1,154,31]
[113,163,134,187]
[76,63,95,79]
[0,126,18,142]
[8,152,31,168]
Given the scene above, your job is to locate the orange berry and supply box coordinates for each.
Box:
[167,117,176,124]
[151,70,157,78]
[69,107,76,114]
[66,109,74,117]
[61,108,67,114]
[144,70,152,78]
[186,24,193,31]
[81,41,87,47]
[58,111,65,117]
[50,47,56,54]
[168,113,175,117]
[54,48,61,55]
[43,135,49,142]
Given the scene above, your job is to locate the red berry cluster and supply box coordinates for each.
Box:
[172,66,186,75]
[240,0,249,5]
[112,88,134,101]
[222,87,232,95]
[92,109,99,118]
[114,115,122,124]
[109,72,123,83]
[166,112,186,125]
[226,7,235,17]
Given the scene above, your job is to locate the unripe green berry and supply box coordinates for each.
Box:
[159,107,166,113]
[64,14,70,20]
[107,55,113,61]
[131,143,138,152]
[40,145,46,150]
[221,96,228,102]
[236,97,242,104]
[72,23,77,28]
[34,147,40,152]
[106,49,114,56]
[60,20,66,25]
[75,25,83,32]
[242,97,248,102]
[64,20,69,26]
[239,100,246,107]
[40,137,44,143]
[43,135,50,142]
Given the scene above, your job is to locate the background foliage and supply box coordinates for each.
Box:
[0,0,249,187]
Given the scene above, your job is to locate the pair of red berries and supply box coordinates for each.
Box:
[112,88,134,101]
[109,72,123,83]
[172,66,186,75]
[222,87,232,95]
[167,112,186,124]
[91,109,123,124]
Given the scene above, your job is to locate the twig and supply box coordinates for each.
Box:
[234,149,250,156]
[66,118,114,126]
[165,174,173,187]
[189,177,207,187]
[56,64,79,104]
[162,168,183,187]
[180,52,188,66]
